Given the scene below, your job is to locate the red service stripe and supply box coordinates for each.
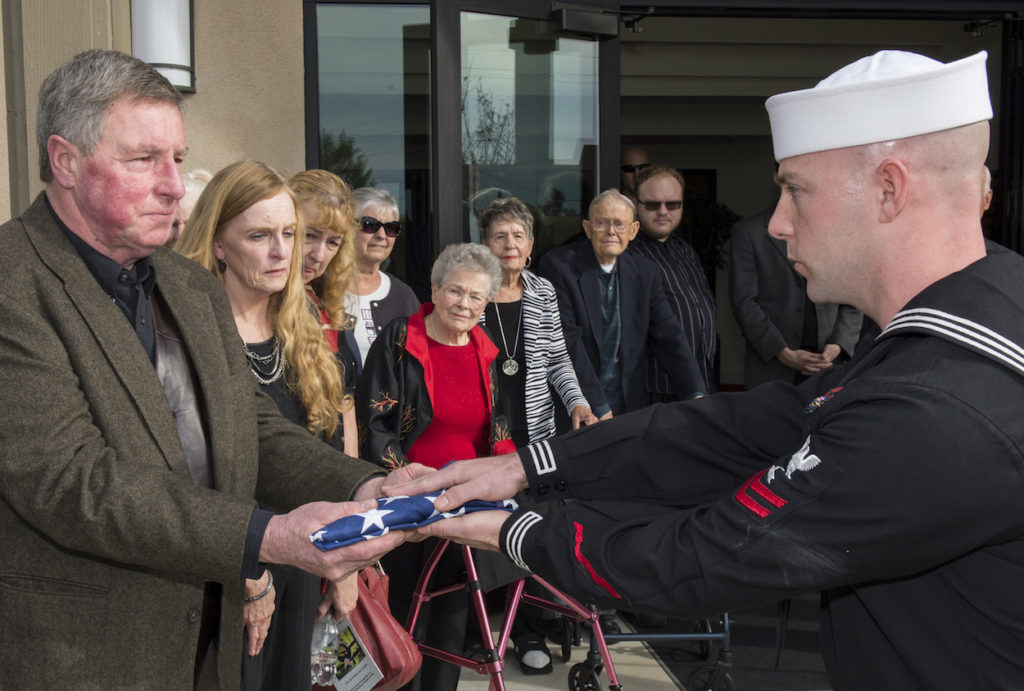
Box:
[749,469,787,507]
[573,521,622,600]
[735,475,771,518]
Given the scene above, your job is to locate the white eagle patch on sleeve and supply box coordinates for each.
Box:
[766,436,822,483]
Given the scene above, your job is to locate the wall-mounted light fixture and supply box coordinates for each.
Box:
[131,0,195,92]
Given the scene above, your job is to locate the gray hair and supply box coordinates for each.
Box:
[182,169,213,209]
[430,243,502,299]
[352,186,399,219]
[478,196,534,241]
[588,188,635,218]
[37,49,182,182]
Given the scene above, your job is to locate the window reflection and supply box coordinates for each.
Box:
[315,4,432,298]
[461,12,599,260]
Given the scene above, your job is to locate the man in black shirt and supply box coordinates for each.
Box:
[630,164,717,393]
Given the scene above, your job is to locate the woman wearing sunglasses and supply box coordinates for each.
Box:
[345,187,420,376]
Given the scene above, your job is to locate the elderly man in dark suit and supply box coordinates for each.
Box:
[539,189,705,423]
[0,50,409,689]
[730,206,862,388]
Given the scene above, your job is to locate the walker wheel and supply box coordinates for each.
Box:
[568,662,602,691]
[695,619,712,659]
[560,631,573,663]
[687,664,736,691]
[548,617,574,662]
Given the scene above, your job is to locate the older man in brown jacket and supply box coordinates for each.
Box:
[0,50,408,689]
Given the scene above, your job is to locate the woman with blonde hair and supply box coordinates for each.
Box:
[176,160,353,691]
[289,169,359,455]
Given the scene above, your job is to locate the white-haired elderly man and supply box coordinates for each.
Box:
[390,50,1024,689]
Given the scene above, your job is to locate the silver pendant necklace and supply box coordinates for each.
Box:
[243,335,285,385]
[492,301,522,376]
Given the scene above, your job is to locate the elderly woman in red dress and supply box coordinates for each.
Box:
[357,242,515,691]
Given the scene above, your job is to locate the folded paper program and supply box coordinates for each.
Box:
[309,491,519,551]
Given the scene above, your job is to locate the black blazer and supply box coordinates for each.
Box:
[539,240,705,416]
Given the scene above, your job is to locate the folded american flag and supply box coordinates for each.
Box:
[309,491,519,551]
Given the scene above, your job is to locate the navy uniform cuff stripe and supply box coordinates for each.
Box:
[526,440,556,475]
[505,511,543,571]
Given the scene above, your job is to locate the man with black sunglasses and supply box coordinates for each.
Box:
[629,164,717,394]
[619,145,649,205]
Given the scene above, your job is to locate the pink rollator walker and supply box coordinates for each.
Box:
[404,538,624,691]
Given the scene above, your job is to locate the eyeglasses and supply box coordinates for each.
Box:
[620,163,650,174]
[589,218,632,233]
[360,216,402,238]
[441,286,487,308]
[637,200,683,212]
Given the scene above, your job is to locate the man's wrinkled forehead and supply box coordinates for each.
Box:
[100,97,188,155]
[590,197,632,220]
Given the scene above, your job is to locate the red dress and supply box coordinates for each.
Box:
[406,339,490,468]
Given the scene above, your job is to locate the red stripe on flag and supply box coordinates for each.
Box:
[573,522,622,600]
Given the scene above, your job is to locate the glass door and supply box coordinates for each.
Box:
[460,11,599,258]
[434,1,620,260]
[307,0,619,277]
[308,3,433,297]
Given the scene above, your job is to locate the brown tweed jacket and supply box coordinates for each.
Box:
[0,194,381,689]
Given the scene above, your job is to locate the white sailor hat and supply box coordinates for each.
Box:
[766,50,992,161]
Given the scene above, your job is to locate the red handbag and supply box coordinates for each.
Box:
[348,563,422,691]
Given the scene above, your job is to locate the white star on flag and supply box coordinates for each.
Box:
[359,507,394,532]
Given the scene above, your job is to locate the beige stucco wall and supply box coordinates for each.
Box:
[183,1,306,178]
[4,0,305,217]
[16,1,133,211]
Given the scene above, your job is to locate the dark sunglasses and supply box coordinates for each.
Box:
[360,216,401,238]
[638,200,683,212]
[621,163,651,174]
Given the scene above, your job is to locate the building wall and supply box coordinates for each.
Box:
[0,9,9,223]
[4,0,306,218]
[14,1,133,215]
[183,0,306,179]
